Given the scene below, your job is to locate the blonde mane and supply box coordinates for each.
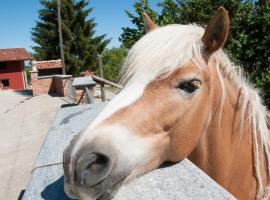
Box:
[121,24,270,199]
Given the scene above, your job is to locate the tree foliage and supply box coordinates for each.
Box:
[120,0,270,107]
[32,0,110,76]
[100,47,128,82]
[119,0,158,49]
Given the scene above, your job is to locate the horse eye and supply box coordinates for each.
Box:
[177,79,201,93]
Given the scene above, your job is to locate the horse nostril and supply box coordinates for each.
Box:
[87,154,108,171]
[76,153,112,187]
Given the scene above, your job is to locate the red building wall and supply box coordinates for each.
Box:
[0,61,25,90]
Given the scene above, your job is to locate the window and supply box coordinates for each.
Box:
[1,79,9,87]
[0,62,7,70]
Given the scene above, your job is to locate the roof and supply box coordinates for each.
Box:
[0,48,31,62]
[80,70,95,77]
[32,59,62,70]
[72,76,96,87]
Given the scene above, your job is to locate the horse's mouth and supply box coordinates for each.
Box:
[95,177,126,200]
[65,173,127,200]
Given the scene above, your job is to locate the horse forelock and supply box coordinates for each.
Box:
[120,24,205,85]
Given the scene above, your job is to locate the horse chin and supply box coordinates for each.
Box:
[64,173,128,200]
[95,178,126,200]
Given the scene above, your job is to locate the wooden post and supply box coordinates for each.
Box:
[97,54,106,102]
[77,89,86,105]
[57,0,66,75]
[85,87,94,104]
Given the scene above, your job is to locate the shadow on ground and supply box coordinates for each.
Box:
[41,176,73,200]
[14,89,33,96]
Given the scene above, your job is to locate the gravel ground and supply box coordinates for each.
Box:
[0,90,67,200]
[93,85,119,102]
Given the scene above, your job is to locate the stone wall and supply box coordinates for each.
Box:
[54,75,71,97]
[30,70,72,97]
[75,88,95,104]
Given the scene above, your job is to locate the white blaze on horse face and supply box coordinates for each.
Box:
[71,81,146,158]
[92,125,153,173]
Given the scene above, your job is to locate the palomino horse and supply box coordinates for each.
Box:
[64,7,270,200]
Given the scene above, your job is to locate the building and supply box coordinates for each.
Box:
[0,48,31,90]
[30,59,72,96]
[31,59,62,76]
[80,70,95,77]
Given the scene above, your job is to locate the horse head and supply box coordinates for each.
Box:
[63,7,246,200]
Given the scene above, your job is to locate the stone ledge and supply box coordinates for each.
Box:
[113,160,235,200]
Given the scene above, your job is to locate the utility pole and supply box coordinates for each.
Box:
[57,0,66,75]
[97,54,106,102]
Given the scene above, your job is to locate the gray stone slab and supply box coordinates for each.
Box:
[23,161,236,200]
[72,76,96,87]
[114,160,235,200]
[23,165,68,200]
[33,103,106,168]
[23,104,236,200]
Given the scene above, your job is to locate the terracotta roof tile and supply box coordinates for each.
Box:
[33,59,62,70]
[80,70,95,76]
[0,48,31,62]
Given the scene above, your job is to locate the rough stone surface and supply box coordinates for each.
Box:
[23,103,106,200]
[72,76,96,87]
[23,104,236,200]
[32,103,105,169]
[114,160,235,200]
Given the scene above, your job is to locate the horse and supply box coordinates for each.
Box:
[63,7,270,200]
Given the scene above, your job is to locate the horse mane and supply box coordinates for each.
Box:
[121,24,270,199]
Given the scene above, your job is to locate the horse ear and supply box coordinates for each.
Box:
[142,13,158,32]
[202,7,230,57]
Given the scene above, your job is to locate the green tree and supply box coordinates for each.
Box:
[157,0,180,25]
[32,0,110,76]
[168,0,258,73]
[120,0,258,72]
[120,0,270,107]
[100,47,128,82]
[119,0,158,49]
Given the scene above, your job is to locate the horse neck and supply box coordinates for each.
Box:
[188,75,267,199]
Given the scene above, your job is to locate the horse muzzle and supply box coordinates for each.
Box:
[63,138,127,200]
[63,124,158,199]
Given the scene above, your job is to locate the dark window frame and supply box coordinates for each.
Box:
[0,62,7,70]
[0,79,10,87]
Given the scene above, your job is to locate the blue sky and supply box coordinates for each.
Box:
[0,0,160,53]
